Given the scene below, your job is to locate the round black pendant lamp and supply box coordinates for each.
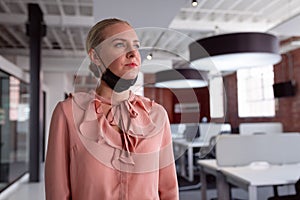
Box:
[155,68,207,88]
[189,32,282,71]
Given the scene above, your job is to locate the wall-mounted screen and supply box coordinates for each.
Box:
[273,81,296,98]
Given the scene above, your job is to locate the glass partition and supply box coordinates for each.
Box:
[0,70,30,191]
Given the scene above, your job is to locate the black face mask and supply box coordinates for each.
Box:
[101,68,138,93]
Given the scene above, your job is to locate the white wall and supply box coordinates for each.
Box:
[43,71,73,153]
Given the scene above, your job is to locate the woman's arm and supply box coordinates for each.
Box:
[45,103,71,200]
[159,164,179,200]
[158,111,179,200]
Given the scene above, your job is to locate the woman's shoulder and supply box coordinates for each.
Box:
[54,92,94,114]
[133,94,168,116]
[68,91,95,110]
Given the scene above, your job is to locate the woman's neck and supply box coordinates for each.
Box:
[96,81,130,104]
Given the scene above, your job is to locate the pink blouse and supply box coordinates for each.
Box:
[45,91,179,200]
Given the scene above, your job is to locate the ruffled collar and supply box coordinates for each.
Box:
[73,90,158,138]
[71,90,166,170]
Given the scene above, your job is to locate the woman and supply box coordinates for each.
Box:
[45,18,179,200]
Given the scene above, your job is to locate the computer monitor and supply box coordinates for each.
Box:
[184,123,200,141]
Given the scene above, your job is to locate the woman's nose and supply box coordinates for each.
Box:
[126,48,139,58]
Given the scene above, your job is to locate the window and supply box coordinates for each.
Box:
[237,66,275,117]
[0,70,30,191]
[209,75,224,118]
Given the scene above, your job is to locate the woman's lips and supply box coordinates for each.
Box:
[125,63,138,67]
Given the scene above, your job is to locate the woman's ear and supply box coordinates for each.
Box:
[88,49,102,66]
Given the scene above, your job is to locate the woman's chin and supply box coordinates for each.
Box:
[123,70,139,79]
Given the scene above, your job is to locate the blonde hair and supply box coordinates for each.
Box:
[86,18,131,78]
[86,18,130,53]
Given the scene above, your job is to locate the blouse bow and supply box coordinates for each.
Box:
[73,91,163,169]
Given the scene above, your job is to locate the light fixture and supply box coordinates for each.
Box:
[147,53,153,60]
[192,0,198,7]
[146,31,165,61]
[189,32,282,71]
[155,68,207,88]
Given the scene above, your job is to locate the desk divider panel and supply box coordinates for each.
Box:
[216,133,300,167]
[239,122,283,135]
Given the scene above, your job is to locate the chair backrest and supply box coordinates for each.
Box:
[216,133,300,166]
[184,123,200,141]
[199,123,231,142]
[239,122,283,135]
[170,123,186,135]
[197,123,231,159]
[198,135,218,159]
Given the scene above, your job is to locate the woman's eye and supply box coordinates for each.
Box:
[134,44,140,49]
[115,43,125,48]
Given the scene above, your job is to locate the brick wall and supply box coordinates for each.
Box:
[222,49,300,132]
[144,86,210,124]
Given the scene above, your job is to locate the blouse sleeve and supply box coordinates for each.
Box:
[158,110,179,200]
[45,102,71,200]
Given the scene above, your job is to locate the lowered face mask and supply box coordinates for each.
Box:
[101,68,138,93]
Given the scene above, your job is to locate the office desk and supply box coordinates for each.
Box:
[173,138,209,182]
[198,160,300,200]
[198,159,230,200]
[221,163,300,200]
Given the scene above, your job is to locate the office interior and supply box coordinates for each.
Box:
[0,0,300,199]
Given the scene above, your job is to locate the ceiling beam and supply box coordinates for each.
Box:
[47,15,94,27]
[182,7,259,16]
[56,0,65,16]
[244,0,262,11]
[0,32,16,47]
[257,0,281,14]
[266,0,300,24]
[80,28,86,51]
[0,1,11,13]
[66,28,77,52]
[157,32,178,49]
[8,54,88,73]
[0,13,94,27]
[202,0,226,20]
[227,0,244,10]
[5,27,28,48]
[17,0,27,14]
[8,0,92,7]
[43,37,53,49]
[170,35,190,51]
[51,29,65,49]
[38,0,48,14]
[170,18,273,33]
[197,0,208,9]
[236,0,261,21]
[74,0,80,16]
[214,0,244,21]
[0,48,86,58]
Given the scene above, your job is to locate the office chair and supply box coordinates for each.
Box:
[196,135,217,159]
[179,136,217,191]
[268,179,300,200]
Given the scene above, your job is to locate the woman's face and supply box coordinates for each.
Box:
[96,23,141,80]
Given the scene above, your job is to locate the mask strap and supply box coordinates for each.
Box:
[92,48,106,75]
